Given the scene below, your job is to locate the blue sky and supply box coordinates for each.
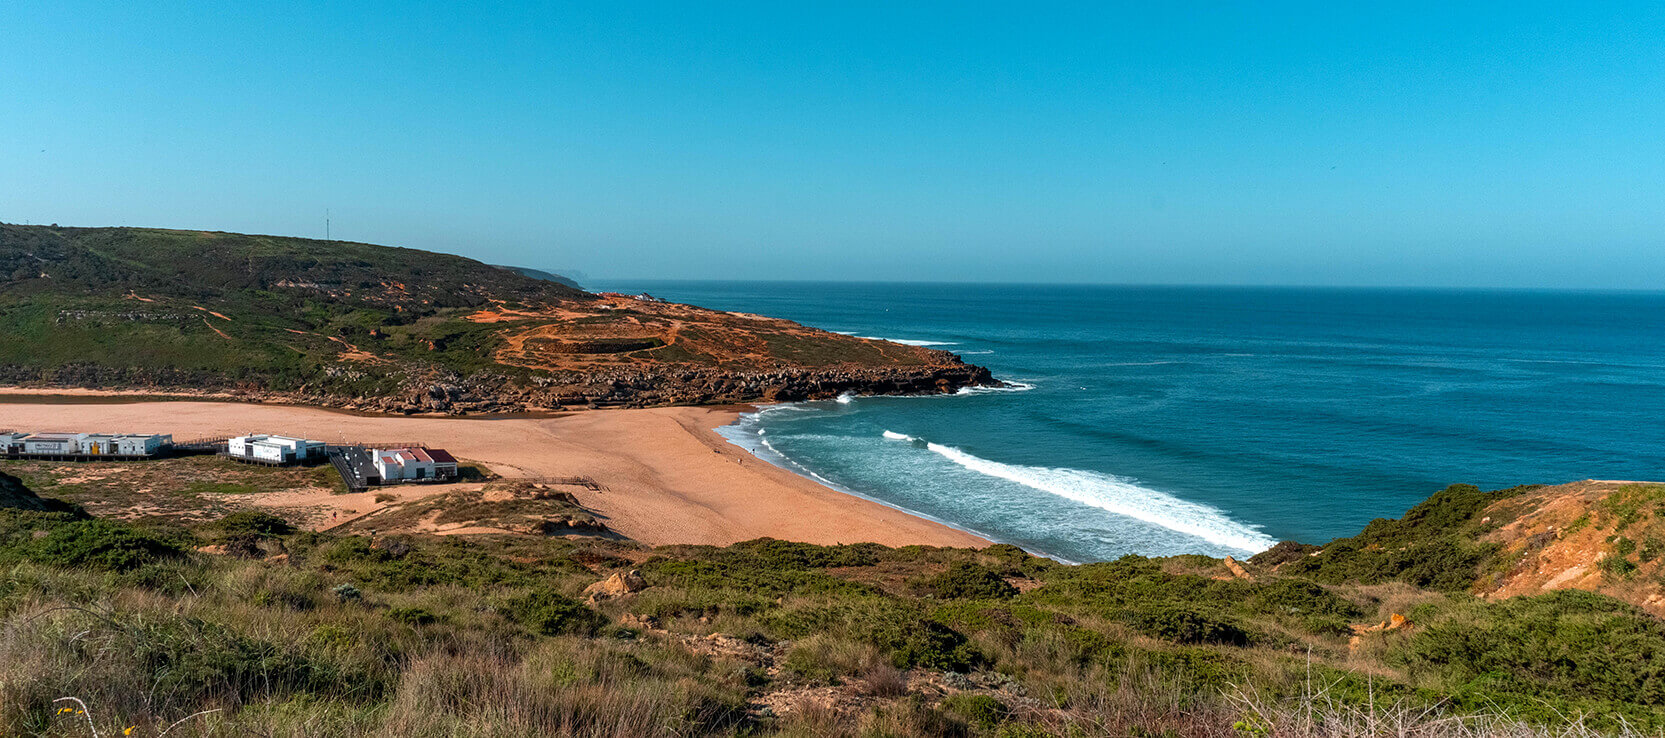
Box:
[3,2,1662,287]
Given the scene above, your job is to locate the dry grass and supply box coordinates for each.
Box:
[1227,677,1665,738]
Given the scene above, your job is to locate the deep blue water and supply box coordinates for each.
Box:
[592,281,1665,562]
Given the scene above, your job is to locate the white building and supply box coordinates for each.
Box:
[113,434,172,456]
[0,432,170,457]
[227,434,327,464]
[21,433,86,455]
[81,434,120,455]
[371,447,459,482]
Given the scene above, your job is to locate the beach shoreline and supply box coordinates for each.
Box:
[0,395,989,549]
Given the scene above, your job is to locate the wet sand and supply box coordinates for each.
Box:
[0,395,988,549]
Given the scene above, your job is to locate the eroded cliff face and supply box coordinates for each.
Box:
[1474,480,1665,615]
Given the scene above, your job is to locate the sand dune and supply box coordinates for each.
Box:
[0,395,986,549]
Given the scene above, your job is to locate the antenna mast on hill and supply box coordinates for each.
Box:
[326,209,331,241]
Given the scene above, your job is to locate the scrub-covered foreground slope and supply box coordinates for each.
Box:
[0,224,991,412]
[3,472,1664,737]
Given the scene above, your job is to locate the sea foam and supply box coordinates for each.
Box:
[956,380,1037,396]
[884,433,1273,554]
[858,336,958,347]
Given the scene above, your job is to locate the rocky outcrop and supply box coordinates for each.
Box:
[353,360,997,414]
[1,355,997,415]
[582,569,649,603]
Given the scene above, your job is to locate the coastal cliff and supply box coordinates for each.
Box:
[0,224,996,411]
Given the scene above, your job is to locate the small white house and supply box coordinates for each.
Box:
[371,447,459,482]
[22,433,86,455]
[227,434,327,464]
[0,433,24,454]
[114,434,171,456]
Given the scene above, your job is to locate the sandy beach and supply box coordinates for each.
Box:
[0,392,987,549]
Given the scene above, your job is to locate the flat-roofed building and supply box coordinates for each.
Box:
[226,434,327,465]
[22,433,86,455]
[81,434,120,455]
[113,434,172,456]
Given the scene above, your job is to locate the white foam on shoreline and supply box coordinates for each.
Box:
[715,410,1024,555]
[858,336,959,347]
[835,391,857,404]
[890,437,1272,554]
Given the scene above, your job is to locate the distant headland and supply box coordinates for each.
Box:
[0,223,995,413]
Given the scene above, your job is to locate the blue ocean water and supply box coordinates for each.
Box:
[592,281,1665,562]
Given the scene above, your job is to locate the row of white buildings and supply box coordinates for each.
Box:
[0,432,173,458]
[223,433,458,485]
[225,434,328,465]
[2,430,459,489]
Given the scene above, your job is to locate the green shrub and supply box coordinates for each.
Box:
[1248,578,1362,619]
[928,563,1019,600]
[22,519,189,572]
[212,510,296,538]
[1640,537,1664,563]
[133,616,387,710]
[1601,554,1639,579]
[1274,484,1533,591]
[941,693,1008,729]
[1391,590,1665,705]
[504,590,607,636]
[761,599,985,671]
[1119,605,1249,646]
[389,606,439,626]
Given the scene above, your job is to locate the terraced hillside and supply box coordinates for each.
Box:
[0,224,991,411]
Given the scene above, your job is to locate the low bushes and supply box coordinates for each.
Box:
[1391,589,1665,707]
[762,598,986,672]
[19,518,190,572]
[1118,605,1250,646]
[927,563,1019,600]
[503,589,608,637]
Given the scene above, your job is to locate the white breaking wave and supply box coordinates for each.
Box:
[857,336,959,347]
[881,430,918,442]
[956,380,1037,396]
[835,391,857,404]
[909,439,1273,554]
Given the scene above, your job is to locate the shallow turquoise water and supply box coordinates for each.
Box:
[592,281,1665,562]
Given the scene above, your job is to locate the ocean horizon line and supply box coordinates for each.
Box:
[591,278,1665,295]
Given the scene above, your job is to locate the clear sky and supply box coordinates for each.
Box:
[3,2,1663,287]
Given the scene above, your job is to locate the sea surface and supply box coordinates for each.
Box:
[590,281,1665,563]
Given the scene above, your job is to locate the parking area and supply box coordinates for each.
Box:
[329,446,379,492]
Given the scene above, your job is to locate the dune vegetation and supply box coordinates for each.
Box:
[3,474,1665,737]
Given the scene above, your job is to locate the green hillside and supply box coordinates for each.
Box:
[0,224,988,410]
[0,224,586,395]
[2,478,1664,736]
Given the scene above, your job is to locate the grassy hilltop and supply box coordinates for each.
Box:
[0,224,990,411]
[2,472,1664,737]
